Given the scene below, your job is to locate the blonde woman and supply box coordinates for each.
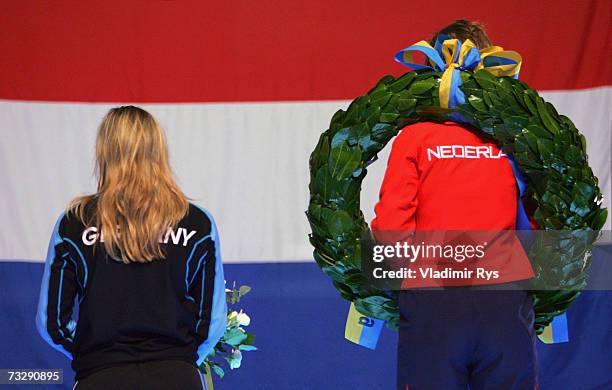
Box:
[35,106,226,389]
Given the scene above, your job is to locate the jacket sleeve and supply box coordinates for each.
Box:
[35,213,78,359]
[371,129,419,233]
[189,207,228,366]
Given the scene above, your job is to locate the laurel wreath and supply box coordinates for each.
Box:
[306,69,607,333]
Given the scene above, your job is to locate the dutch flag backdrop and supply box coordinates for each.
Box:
[1,1,610,389]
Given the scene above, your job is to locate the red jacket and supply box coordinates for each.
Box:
[372,121,534,287]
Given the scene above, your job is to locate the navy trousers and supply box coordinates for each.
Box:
[74,360,204,390]
[397,288,537,390]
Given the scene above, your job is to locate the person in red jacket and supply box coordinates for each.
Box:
[372,21,537,390]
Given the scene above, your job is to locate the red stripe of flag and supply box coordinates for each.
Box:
[0,0,610,103]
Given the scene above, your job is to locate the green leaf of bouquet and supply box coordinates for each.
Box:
[225,330,248,345]
[238,345,258,351]
[212,364,225,379]
[243,331,256,345]
[239,285,252,297]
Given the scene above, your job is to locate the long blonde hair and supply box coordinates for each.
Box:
[68,106,189,263]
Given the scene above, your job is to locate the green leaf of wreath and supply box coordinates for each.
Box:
[329,143,362,180]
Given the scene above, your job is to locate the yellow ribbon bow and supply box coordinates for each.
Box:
[394,35,522,109]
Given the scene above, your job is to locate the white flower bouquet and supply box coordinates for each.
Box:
[200,281,257,383]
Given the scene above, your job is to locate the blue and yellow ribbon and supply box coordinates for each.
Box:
[394,34,522,109]
[345,302,385,349]
[538,313,570,344]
